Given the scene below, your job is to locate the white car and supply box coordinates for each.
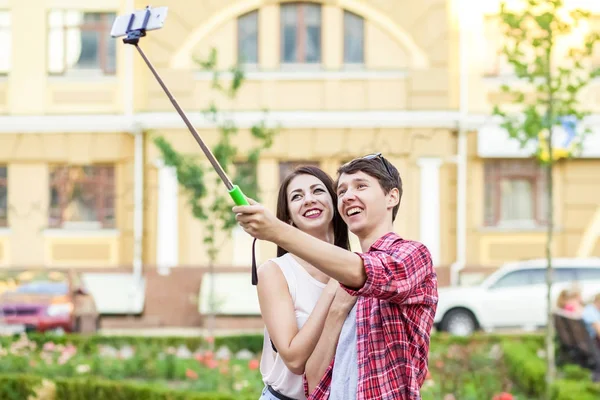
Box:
[434,258,600,336]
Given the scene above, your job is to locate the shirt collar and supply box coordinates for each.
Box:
[368,232,401,251]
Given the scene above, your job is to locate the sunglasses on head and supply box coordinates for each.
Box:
[343,152,394,179]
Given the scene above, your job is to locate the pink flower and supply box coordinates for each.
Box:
[185,368,198,379]
[248,359,259,370]
[43,342,55,352]
[492,393,514,400]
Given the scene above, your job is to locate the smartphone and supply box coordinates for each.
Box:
[110,6,168,38]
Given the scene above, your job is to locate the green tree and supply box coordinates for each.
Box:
[153,48,278,343]
[493,0,600,396]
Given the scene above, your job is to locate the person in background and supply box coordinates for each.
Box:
[556,286,583,316]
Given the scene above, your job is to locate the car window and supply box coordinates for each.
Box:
[575,268,600,281]
[0,270,69,296]
[490,270,534,289]
[15,281,69,295]
[533,268,577,285]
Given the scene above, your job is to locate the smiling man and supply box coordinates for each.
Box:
[233,153,439,400]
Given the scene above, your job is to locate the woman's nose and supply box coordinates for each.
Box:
[304,193,316,204]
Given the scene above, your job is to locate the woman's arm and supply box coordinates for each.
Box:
[257,261,338,375]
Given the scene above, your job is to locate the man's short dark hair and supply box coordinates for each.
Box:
[337,154,402,222]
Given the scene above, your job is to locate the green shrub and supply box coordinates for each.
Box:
[551,379,600,400]
[500,339,600,400]
[0,374,41,400]
[215,334,263,354]
[0,373,259,400]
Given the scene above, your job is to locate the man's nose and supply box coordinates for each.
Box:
[341,189,356,203]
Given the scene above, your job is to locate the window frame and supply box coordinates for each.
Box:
[279,160,321,185]
[0,10,11,76]
[280,2,323,65]
[484,159,547,228]
[237,10,259,66]
[47,10,117,77]
[343,10,364,65]
[48,164,116,230]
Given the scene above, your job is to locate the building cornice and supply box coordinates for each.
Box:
[0,111,599,157]
[0,111,467,133]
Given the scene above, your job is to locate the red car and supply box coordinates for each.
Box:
[0,269,99,335]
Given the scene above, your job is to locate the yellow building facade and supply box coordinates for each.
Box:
[0,0,600,288]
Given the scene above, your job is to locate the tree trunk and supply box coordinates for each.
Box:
[207,259,216,351]
[544,138,555,400]
[544,40,556,400]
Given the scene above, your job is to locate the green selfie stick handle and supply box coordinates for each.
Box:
[229,185,250,206]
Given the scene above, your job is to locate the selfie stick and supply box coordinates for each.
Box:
[120,7,249,207]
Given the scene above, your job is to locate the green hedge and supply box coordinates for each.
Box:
[0,374,258,400]
[501,339,600,400]
[0,331,542,355]
[0,333,264,355]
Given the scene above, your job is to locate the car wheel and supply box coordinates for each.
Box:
[440,309,477,336]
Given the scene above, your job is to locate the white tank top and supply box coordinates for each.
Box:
[259,253,327,399]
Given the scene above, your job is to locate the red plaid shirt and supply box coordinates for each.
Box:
[304,233,438,400]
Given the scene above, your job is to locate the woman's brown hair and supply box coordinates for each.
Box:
[276,165,350,256]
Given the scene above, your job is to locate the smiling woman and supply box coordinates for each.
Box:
[251,164,349,400]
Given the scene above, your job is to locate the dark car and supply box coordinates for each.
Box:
[0,269,99,335]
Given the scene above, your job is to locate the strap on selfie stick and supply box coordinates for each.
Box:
[121,7,249,207]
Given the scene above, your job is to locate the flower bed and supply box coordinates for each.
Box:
[0,333,264,397]
[422,336,536,400]
[1,332,599,399]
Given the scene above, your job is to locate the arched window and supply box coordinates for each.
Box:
[280,2,322,64]
[238,10,258,64]
[343,10,364,64]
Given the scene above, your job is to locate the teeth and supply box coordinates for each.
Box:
[347,207,362,216]
[305,210,321,217]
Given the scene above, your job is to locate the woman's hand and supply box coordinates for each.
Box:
[233,198,284,242]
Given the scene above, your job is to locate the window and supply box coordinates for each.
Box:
[0,11,11,75]
[279,161,320,184]
[575,268,600,281]
[343,11,364,64]
[233,161,259,198]
[280,3,322,64]
[49,165,115,229]
[490,269,538,289]
[484,159,547,227]
[492,268,577,289]
[238,11,258,64]
[0,166,6,227]
[48,10,116,76]
[529,268,577,285]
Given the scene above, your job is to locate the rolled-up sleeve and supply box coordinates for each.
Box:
[341,241,433,305]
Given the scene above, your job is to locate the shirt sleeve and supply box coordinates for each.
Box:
[582,306,600,324]
[304,359,334,399]
[341,241,435,305]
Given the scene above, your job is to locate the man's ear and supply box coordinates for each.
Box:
[387,188,400,210]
